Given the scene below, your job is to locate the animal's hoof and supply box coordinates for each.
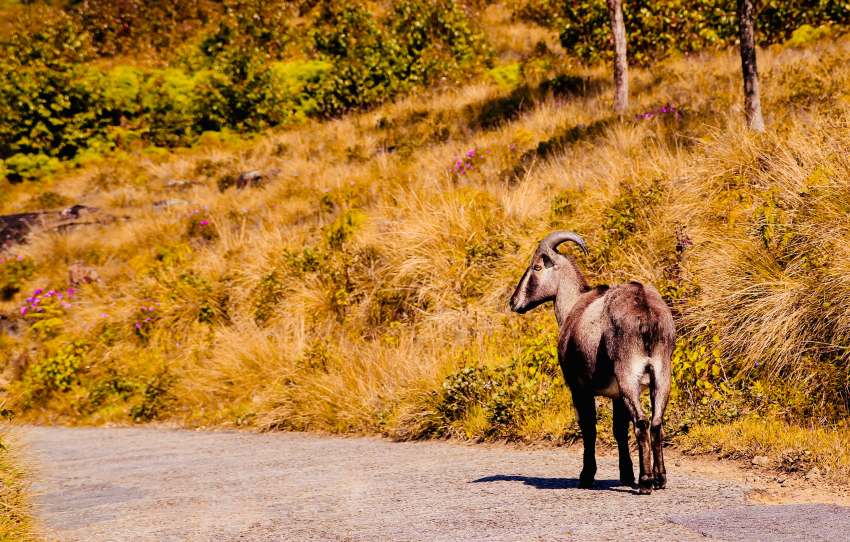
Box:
[638,476,653,495]
[578,472,595,489]
[638,485,653,495]
[620,476,636,488]
[653,474,667,489]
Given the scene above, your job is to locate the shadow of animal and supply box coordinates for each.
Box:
[471,474,632,493]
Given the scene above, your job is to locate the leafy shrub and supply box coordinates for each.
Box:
[20,288,75,340]
[487,63,522,87]
[787,23,832,47]
[186,211,217,241]
[0,0,489,176]
[312,0,490,115]
[430,326,565,439]
[71,0,214,57]
[0,257,35,301]
[591,179,665,269]
[132,305,158,342]
[25,341,88,396]
[3,154,62,183]
[515,0,850,65]
[129,372,172,421]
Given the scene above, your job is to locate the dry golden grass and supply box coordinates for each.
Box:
[0,429,36,542]
[1,18,849,481]
[678,417,850,483]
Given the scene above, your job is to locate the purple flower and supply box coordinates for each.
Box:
[135,322,142,330]
[20,306,27,316]
[466,149,476,158]
[67,288,76,298]
[199,220,210,226]
[33,288,43,296]
[61,302,71,309]
[100,313,108,318]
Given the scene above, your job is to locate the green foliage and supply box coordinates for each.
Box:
[25,341,88,396]
[3,155,61,182]
[26,190,70,210]
[672,335,730,406]
[312,0,489,115]
[788,24,832,47]
[129,372,172,422]
[432,326,564,439]
[132,305,158,342]
[0,0,489,178]
[71,0,213,57]
[516,0,850,65]
[591,179,665,268]
[186,212,217,241]
[324,208,366,250]
[86,371,135,411]
[252,269,288,325]
[549,189,580,223]
[0,257,35,301]
[487,63,522,88]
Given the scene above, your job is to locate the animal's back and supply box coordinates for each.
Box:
[604,281,675,364]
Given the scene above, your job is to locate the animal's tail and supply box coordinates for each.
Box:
[631,282,659,356]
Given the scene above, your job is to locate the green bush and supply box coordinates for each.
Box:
[71,0,214,57]
[0,0,490,177]
[431,326,563,439]
[0,257,35,301]
[25,341,88,396]
[312,0,490,115]
[515,0,850,65]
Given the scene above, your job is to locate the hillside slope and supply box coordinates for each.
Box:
[1,4,849,482]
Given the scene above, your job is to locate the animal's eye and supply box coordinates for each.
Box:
[533,265,542,271]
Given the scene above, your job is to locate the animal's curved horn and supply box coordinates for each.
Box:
[540,231,588,255]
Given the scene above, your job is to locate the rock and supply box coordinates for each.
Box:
[752,455,771,467]
[235,168,281,190]
[153,199,190,209]
[236,170,263,189]
[1,205,110,251]
[60,204,98,219]
[805,466,821,480]
[164,179,201,190]
[68,263,100,287]
[0,211,44,251]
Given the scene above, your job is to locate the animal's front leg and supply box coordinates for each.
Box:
[573,391,597,489]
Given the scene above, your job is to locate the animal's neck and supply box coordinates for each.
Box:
[553,266,587,327]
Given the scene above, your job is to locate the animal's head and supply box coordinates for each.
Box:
[509,231,588,314]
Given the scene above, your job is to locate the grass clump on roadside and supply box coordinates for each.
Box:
[0,425,36,542]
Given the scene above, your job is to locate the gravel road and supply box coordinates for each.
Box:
[20,425,850,541]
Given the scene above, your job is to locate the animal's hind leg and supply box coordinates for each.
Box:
[650,366,671,490]
[613,398,634,487]
[573,391,597,489]
[619,377,653,495]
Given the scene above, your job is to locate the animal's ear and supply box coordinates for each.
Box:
[541,252,555,268]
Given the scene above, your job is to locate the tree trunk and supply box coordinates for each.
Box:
[606,0,628,114]
[737,0,765,131]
